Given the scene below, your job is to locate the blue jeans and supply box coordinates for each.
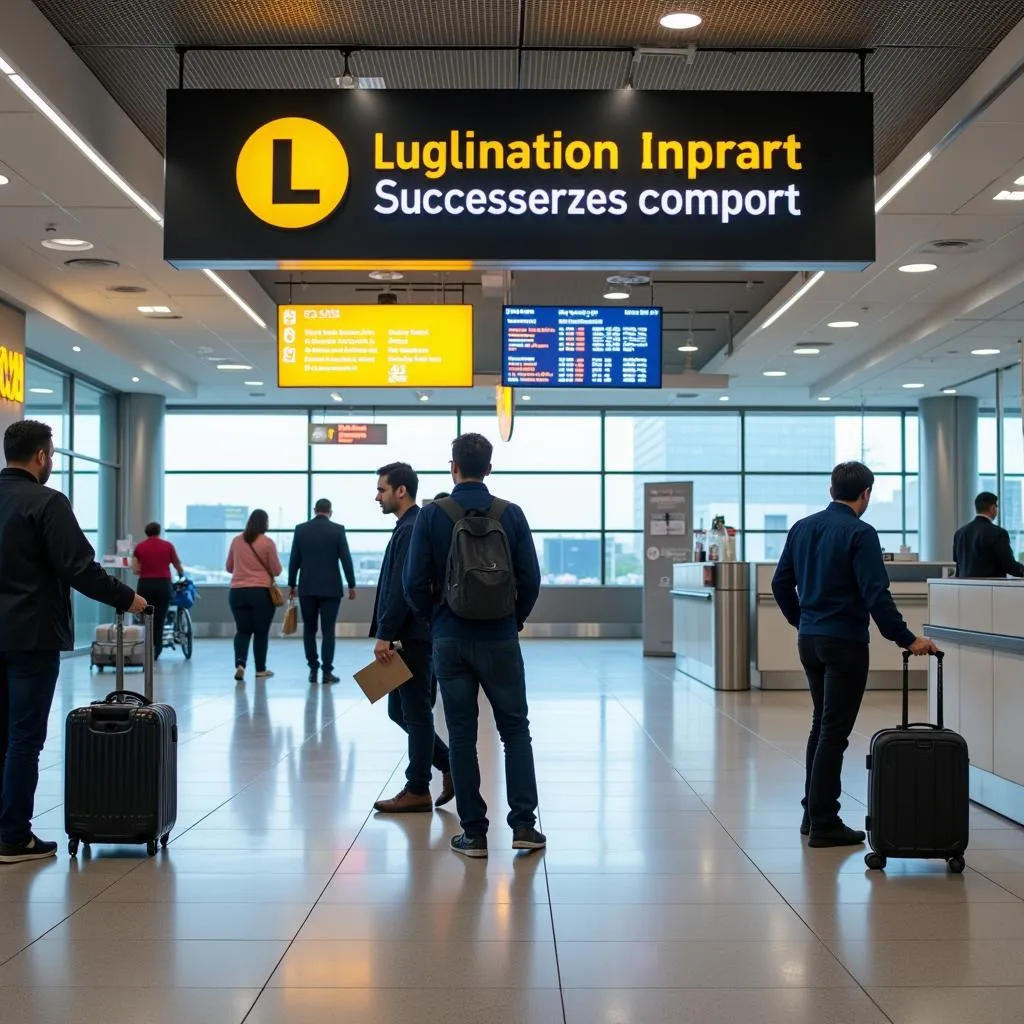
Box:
[0,651,61,844]
[387,640,450,793]
[432,637,538,836]
[299,596,341,673]
[229,588,275,672]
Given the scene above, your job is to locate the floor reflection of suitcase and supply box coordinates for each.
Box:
[864,650,969,873]
[91,621,146,670]
[66,609,177,857]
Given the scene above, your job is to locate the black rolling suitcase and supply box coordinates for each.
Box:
[64,608,177,857]
[864,650,969,873]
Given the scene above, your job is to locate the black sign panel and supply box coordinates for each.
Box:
[164,89,875,270]
[309,423,388,446]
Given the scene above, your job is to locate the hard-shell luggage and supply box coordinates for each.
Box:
[65,608,177,857]
[91,620,146,671]
[864,650,969,873]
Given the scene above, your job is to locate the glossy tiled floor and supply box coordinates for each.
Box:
[4,639,1024,1023]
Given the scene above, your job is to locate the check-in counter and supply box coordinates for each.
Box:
[751,561,954,690]
[925,579,1024,827]
[671,562,750,691]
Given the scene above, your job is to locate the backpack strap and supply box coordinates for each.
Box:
[436,497,465,525]
[486,497,509,522]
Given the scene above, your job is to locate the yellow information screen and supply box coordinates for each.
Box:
[277,304,473,388]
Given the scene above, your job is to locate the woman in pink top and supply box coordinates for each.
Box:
[226,509,282,682]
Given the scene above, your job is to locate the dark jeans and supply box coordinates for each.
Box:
[433,637,538,836]
[387,639,450,794]
[229,588,276,672]
[137,578,173,657]
[798,635,870,830]
[0,651,60,844]
[299,596,341,673]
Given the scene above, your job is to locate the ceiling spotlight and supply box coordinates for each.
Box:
[244,380,264,387]
[660,11,703,29]
[817,396,832,402]
[137,305,172,315]
[719,395,730,402]
[72,345,81,353]
[0,174,9,186]
[993,190,1024,201]
[898,263,937,273]
[369,270,404,281]
[902,382,925,389]
[28,387,54,395]
[942,388,957,394]
[131,376,140,383]
[971,348,1000,356]
[604,285,630,300]
[677,344,699,353]
[41,237,93,252]
[333,51,357,89]
[827,320,859,329]
[521,394,532,401]
[418,393,430,402]
[216,363,253,371]
[763,370,787,377]
[793,347,820,356]
[330,392,344,402]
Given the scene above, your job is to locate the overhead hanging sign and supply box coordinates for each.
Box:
[309,423,388,445]
[164,90,875,271]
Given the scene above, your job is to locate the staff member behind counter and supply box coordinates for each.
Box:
[953,491,1024,579]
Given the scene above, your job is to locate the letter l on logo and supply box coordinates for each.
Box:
[272,138,320,205]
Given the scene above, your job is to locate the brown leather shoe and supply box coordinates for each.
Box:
[374,787,433,814]
[436,772,455,808]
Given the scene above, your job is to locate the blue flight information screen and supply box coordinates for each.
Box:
[502,306,662,389]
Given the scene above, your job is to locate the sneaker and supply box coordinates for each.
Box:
[435,772,455,808]
[373,787,433,814]
[322,672,340,685]
[450,833,488,859]
[234,666,245,682]
[512,826,547,851]
[808,821,866,848]
[255,669,274,679]
[0,834,58,864]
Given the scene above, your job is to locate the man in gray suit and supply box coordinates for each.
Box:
[288,499,356,684]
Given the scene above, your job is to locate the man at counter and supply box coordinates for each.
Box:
[953,492,1024,579]
[771,461,938,849]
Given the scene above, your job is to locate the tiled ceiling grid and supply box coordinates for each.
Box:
[28,0,1024,168]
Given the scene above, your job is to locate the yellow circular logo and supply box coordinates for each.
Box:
[236,117,349,229]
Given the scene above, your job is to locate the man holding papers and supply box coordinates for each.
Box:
[370,462,454,813]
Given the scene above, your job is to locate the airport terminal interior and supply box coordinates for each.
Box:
[4,1,1024,1021]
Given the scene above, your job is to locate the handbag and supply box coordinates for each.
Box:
[282,601,298,636]
[247,539,286,607]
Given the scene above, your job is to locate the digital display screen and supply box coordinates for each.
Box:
[502,306,662,389]
[277,304,473,388]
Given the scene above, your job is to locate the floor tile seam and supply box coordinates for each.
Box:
[607,683,896,1023]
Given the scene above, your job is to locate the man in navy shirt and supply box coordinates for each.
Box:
[772,461,937,848]
[404,433,544,858]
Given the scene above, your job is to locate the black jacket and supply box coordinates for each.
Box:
[287,515,356,597]
[370,505,430,645]
[0,468,136,651]
[953,515,1024,579]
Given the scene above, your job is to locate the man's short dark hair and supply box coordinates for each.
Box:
[377,462,419,501]
[4,419,52,464]
[831,461,875,502]
[314,498,332,514]
[433,491,450,501]
[976,491,998,513]
[451,432,493,481]
[144,522,162,537]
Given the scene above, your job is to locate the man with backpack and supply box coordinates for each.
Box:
[404,432,544,858]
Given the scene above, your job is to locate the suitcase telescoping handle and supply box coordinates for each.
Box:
[115,606,156,703]
[901,648,944,730]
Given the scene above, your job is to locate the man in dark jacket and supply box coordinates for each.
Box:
[404,432,544,859]
[772,461,937,849]
[370,463,452,813]
[954,492,1024,578]
[0,420,144,863]
[288,498,356,685]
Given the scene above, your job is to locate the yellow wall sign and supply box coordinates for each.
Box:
[277,304,473,388]
[0,345,25,404]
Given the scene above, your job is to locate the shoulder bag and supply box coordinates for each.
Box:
[247,539,285,607]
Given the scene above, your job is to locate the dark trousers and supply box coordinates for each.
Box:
[137,578,173,657]
[229,588,276,672]
[798,635,870,830]
[387,639,450,794]
[433,637,538,836]
[0,651,60,844]
[299,596,341,673]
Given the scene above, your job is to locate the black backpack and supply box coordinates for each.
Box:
[436,497,517,620]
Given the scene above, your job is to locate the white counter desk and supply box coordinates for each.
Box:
[925,578,1024,827]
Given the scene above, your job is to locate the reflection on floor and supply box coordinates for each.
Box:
[2,639,1023,1023]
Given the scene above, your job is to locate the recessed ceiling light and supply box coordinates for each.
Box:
[719,395,730,402]
[418,393,430,402]
[131,376,140,383]
[71,345,81,353]
[902,382,925,389]
[369,270,403,281]
[137,305,172,315]
[763,370,787,377]
[994,190,1024,201]
[971,348,1000,356]
[818,396,832,402]
[827,320,859,329]
[0,174,9,186]
[216,363,253,371]
[942,388,957,394]
[793,347,820,356]
[677,344,699,353]
[603,286,630,300]
[898,263,937,273]
[244,380,264,387]
[522,394,532,401]
[660,11,703,29]
[41,237,93,252]
[28,387,54,395]
[330,392,343,402]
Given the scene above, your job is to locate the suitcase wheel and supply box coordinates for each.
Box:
[948,856,966,874]
[68,838,80,858]
[146,840,158,857]
[160,833,170,848]
[865,852,887,871]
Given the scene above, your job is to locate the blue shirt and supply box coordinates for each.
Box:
[772,501,915,647]
[403,482,541,641]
